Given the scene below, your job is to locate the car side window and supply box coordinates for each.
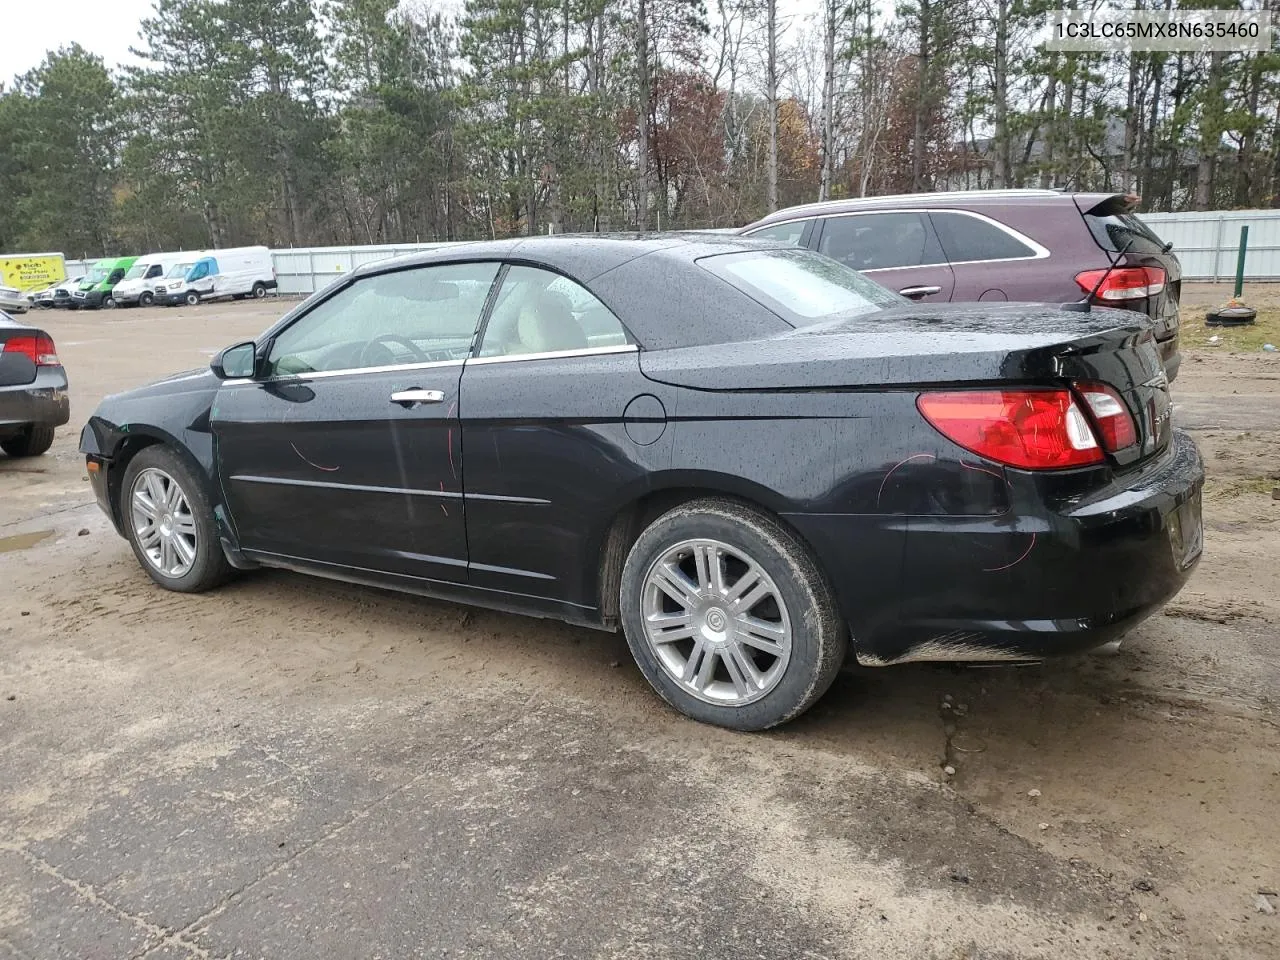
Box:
[817,213,944,271]
[748,221,808,247]
[266,261,501,377]
[930,211,1038,263]
[477,265,629,358]
[148,265,163,279]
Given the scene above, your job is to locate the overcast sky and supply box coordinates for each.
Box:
[4,0,829,85]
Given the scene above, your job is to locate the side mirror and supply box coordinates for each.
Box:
[211,341,258,380]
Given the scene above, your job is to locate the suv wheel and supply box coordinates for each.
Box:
[620,498,847,730]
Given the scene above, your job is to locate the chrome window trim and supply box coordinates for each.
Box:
[744,207,1050,266]
[467,344,639,366]
[220,357,466,387]
[217,345,638,386]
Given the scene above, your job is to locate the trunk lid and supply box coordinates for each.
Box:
[0,317,42,386]
[639,303,1172,464]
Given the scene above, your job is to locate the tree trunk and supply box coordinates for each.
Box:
[991,0,1010,188]
[912,0,933,192]
[1040,58,1058,189]
[819,0,835,201]
[766,0,779,212]
[1194,50,1227,211]
[636,0,653,229]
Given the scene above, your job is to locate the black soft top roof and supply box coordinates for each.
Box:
[348,233,796,350]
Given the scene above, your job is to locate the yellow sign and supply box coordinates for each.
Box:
[0,255,67,292]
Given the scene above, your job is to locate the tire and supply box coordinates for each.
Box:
[184,291,199,306]
[1,424,55,457]
[119,445,233,593]
[251,282,267,299]
[104,296,117,309]
[619,498,847,731]
[140,291,154,306]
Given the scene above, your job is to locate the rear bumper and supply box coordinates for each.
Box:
[791,430,1204,666]
[0,366,71,433]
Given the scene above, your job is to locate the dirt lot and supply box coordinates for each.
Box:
[2,289,1278,959]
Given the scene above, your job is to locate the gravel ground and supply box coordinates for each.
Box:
[1,295,1278,960]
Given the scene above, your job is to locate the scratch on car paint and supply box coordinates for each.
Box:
[290,442,339,473]
[446,400,457,480]
[439,481,449,517]
[959,459,1009,485]
[876,453,935,508]
[983,532,1036,572]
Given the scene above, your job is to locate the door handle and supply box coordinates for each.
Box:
[390,388,445,407]
[899,285,942,299]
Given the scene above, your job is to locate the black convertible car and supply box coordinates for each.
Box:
[80,235,1203,730]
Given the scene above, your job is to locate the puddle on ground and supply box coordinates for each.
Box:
[0,530,54,553]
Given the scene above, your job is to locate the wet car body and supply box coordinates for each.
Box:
[80,235,1203,724]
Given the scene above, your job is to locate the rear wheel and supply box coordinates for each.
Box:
[251,282,267,299]
[120,446,232,592]
[619,498,847,730]
[1,425,55,457]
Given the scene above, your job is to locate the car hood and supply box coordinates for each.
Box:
[639,303,1153,391]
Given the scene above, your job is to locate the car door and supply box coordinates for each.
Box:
[211,261,502,583]
[458,264,676,611]
[927,210,1048,302]
[813,212,955,302]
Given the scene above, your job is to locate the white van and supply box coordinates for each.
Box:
[156,246,276,306]
[112,253,195,307]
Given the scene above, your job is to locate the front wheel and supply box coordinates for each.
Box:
[619,499,847,731]
[183,291,199,306]
[120,446,233,592]
[104,296,117,309]
[140,291,154,306]
[251,282,267,299]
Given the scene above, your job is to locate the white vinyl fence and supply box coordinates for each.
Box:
[1134,210,1280,281]
[55,207,1280,293]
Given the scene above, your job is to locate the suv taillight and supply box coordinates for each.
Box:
[916,389,1103,470]
[1075,382,1138,452]
[1075,265,1166,301]
[2,333,60,366]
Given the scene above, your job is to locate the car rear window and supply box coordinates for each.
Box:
[1084,212,1169,256]
[930,211,1039,262]
[698,248,905,325]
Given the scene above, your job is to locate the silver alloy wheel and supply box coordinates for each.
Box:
[130,467,198,578]
[640,538,793,706]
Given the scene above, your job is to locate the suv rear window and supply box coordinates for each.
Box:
[699,248,905,325]
[930,212,1038,262]
[1084,213,1169,256]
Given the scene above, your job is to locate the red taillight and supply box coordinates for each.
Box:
[1076,382,1138,452]
[1075,265,1166,301]
[2,333,60,366]
[916,389,1103,470]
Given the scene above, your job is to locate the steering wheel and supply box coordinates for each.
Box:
[359,334,429,366]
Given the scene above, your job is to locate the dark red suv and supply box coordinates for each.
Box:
[741,190,1182,381]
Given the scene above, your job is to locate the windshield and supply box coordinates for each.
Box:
[123,263,150,280]
[698,248,906,325]
[166,262,194,278]
[85,265,109,283]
